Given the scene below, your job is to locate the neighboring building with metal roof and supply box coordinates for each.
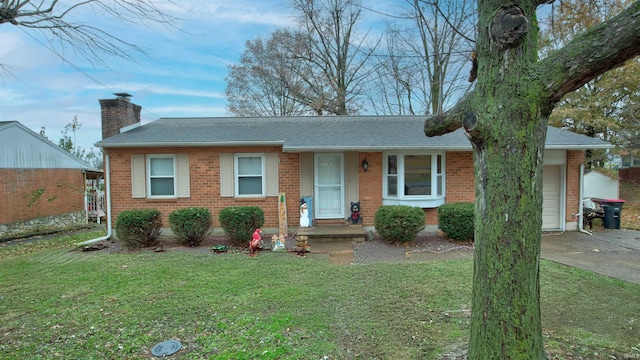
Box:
[95,96,612,235]
[0,121,98,240]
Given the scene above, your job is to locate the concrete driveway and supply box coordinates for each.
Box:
[541,229,640,284]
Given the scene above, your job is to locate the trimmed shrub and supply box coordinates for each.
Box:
[169,207,213,247]
[438,202,474,242]
[218,206,265,245]
[374,205,425,243]
[115,209,162,249]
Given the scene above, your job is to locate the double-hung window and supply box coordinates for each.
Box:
[235,154,265,197]
[383,152,445,207]
[147,155,176,197]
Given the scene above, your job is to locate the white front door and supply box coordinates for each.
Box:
[315,153,345,219]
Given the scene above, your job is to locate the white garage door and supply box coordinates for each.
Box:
[542,165,562,229]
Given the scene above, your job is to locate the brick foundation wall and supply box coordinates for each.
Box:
[0,168,86,225]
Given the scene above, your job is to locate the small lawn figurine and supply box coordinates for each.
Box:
[348,201,362,225]
[249,228,262,256]
[272,233,286,252]
[299,200,310,227]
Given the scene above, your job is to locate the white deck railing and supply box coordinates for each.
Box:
[86,192,106,223]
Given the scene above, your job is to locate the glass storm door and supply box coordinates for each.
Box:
[314,154,345,219]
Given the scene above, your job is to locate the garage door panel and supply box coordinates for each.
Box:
[542,166,561,229]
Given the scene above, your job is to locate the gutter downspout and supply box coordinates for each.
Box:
[77,152,112,245]
[578,162,592,235]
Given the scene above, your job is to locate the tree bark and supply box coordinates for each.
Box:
[467,1,547,357]
[422,1,640,358]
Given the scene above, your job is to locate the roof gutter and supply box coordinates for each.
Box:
[96,141,285,148]
[77,152,113,246]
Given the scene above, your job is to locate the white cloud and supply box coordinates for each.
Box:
[0,0,392,154]
[147,104,228,116]
[84,82,225,99]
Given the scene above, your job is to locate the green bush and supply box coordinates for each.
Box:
[374,205,425,243]
[169,207,213,247]
[218,206,265,245]
[438,202,474,242]
[115,209,162,249]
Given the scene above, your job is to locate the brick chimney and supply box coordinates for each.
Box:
[99,93,142,139]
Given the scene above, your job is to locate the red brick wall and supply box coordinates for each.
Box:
[445,152,476,203]
[106,146,300,229]
[566,150,584,225]
[358,152,383,226]
[0,168,85,224]
[105,147,584,230]
[357,152,476,226]
[99,98,141,140]
[620,167,640,184]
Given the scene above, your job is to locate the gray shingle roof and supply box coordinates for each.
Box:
[95,115,612,151]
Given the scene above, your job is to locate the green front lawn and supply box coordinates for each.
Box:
[1,232,639,359]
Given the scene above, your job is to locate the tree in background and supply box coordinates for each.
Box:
[367,0,476,116]
[226,29,312,117]
[291,0,377,115]
[227,0,475,117]
[0,0,176,66]
[227,0,377,116]
[424,1,640,357]
[540,0,640,167]
[40,116,101,169]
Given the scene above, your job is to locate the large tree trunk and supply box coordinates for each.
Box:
[423,0,640,358]
[467,1,548,357]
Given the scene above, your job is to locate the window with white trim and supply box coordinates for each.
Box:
[147,155,176,197]
[383,152,445,207]
[235,154,265,197]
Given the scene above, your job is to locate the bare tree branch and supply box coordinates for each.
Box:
[423,91,473,136]
[1,0,178,66]
[539,0,640,103]
[428,1,640,139]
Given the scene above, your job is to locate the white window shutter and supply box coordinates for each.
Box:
[220,153,234,197]
[131,155,146,198]
[265,153,279,196]
[176,154,190,198]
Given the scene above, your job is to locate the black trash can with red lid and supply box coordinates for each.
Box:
[593,198,625,229]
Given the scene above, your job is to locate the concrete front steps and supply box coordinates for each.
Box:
[294,225,366,243]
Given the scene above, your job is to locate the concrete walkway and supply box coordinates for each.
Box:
[316,228,640,285]
[541,228,640,284]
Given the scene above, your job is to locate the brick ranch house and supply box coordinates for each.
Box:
[0,121,98,240]
[95,95,612,237]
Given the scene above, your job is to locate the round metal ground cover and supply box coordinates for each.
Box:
[151,340,182,357]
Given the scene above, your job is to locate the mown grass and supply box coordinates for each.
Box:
[1,232,639,359]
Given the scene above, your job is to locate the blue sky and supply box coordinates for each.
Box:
[0,1,549,153]
[0,0,300,152]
